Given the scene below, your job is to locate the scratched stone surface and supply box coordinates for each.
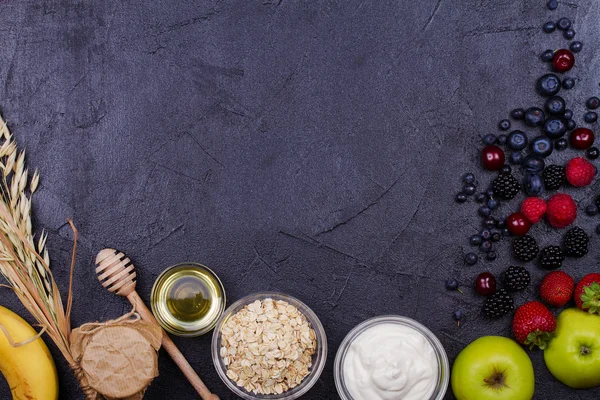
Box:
[1,0,600,399]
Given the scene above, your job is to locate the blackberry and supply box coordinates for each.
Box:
[503,266,531,291]
[564,227,589,258]
[492,171,520,200]
[483,289,514,319]
[543,165,566,191]
[513,235,539,262]
[539,246,565,270]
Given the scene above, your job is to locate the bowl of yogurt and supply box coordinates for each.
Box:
[334,315,449,400]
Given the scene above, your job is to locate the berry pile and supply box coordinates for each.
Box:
[449,4,599,328]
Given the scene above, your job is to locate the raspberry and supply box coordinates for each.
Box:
[566,157,596,187]
[521,197,547,224]
[546,193,577,228]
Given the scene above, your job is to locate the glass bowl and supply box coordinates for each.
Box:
[334,315,449,400]
[211,292,327,400]
[151,262,226,337]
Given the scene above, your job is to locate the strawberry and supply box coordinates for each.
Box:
[521,197,547,224]
[565,157,596,187]
[575,273,600,314]
[540,271,575,307]
[546,193,577,228]
[512,301,556,349]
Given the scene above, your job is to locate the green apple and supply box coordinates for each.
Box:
[544,308,600,388]
[452,336,534,400]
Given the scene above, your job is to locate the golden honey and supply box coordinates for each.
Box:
[151,263,225,336]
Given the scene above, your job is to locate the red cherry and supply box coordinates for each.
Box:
[552,49,575,73]
[481,145,505,170]
[475,272,497,296]
[570,128,595,149]
[506,212,531,236]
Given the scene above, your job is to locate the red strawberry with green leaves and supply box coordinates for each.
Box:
[512,301,556,349]
[540,271,575,307]
[575,273,600,314]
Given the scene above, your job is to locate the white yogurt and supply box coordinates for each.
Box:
[342,323,438,400]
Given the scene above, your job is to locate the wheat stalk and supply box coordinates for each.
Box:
[0,113,77,365]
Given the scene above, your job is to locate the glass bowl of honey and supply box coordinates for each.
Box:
[151,263,226,337]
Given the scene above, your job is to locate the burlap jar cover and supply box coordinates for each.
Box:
[70,310,163,400]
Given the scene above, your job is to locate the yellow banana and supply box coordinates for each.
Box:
[0,305,58,400]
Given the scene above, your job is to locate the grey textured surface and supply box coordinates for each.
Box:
[0,0,600,399]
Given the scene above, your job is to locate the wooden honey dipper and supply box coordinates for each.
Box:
[95,248,219,400]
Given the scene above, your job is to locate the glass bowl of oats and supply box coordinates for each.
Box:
[211,292,327,399]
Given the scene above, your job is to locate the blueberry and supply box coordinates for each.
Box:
[586,204,599,216]
[564,109,574,120]
[523,155,545,173]
[543,118,567,139]
[587,147,600,160]
[490,231,501,242]
[531,136,553,158]
[482,134,497,145]
[496,219,506,229]
[524,107,546,126]
[486,188,495,198]
[564,29,576,40]
[524,172,544,196]
[498,119,511,131]
[497,134,508,145]
[500,165,512,174]
[465,252,478,265]
[543,21,556,33]
[545,96,566,115]
[537,74,562,97]
[480,241,492,253]
[507,130,528,151]
[555,138,569,150]
[488,199,499,210]
[455,193,468,203]
[452,310,463,324]
[486,251,497,261]
[596,224,600,235]
[547,0,558,10]
[475,193,487,203]
[562,77,575,90]
[570,41,583,53]
[510,152,524,165]
[557,17,572,31]
[541,49,555,62]
[502,228,511,236]
[479,206,492,217]
[587,97,600,110]
[470,235,483,246]
[567,119,577,130]
[445,279,459,291]
[480,229,492,240]
[484,217,497,229]
[463,184,477,195]
[462,172,476,184]
[584,112,598,124]
[510,108,525,120]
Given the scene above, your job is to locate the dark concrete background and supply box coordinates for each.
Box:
[0,0,599,399]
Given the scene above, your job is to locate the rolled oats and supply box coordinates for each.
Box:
[220,298,317,395]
